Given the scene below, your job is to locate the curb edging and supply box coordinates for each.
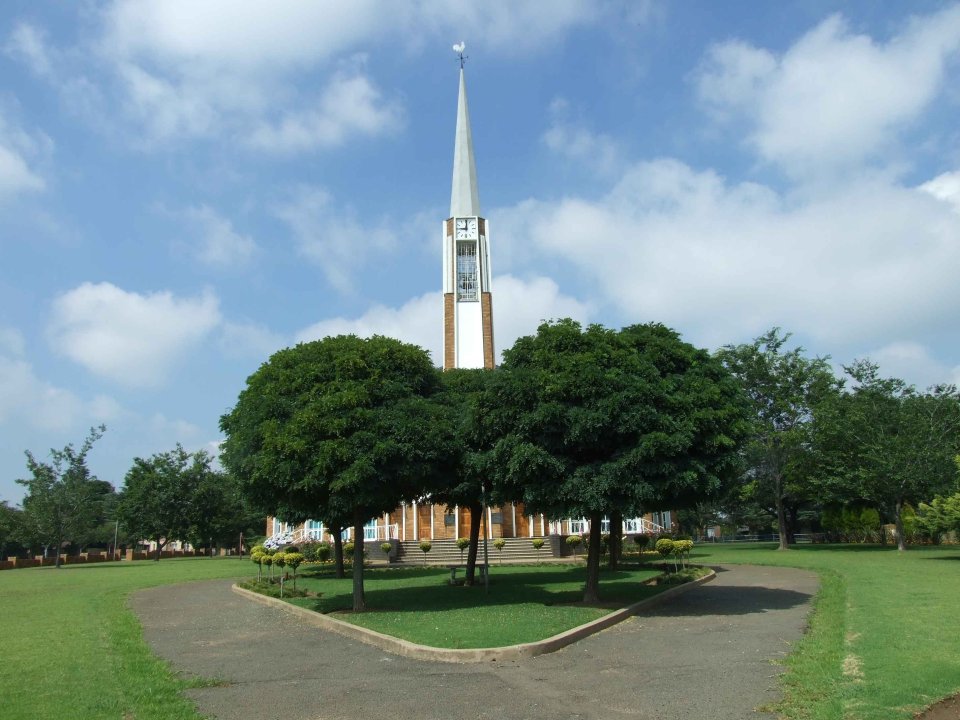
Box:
[231,568,715,664]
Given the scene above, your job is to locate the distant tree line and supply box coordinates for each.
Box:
[8,430,262,564]
[8,320,960,603]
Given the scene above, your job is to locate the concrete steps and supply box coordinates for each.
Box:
[394,538,556,565]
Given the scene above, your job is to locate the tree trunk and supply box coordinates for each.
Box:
[775,475,789,551]
[54,532,63,568]
[465,500,482,586]
[351,512,366,612]
[608,511,622,570]
[331,525,345,578]
[895,498,907,552]
[583,513,603,603]
[154,538,167,561]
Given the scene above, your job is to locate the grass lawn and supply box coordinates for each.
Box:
[0,557,247,720]
[282,563,664,648]
[692,543,960,720]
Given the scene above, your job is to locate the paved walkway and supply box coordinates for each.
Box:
[130,565,817,720]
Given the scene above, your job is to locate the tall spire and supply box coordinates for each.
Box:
[450,68,480,218]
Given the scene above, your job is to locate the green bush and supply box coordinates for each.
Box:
[419,540,432,566]
[380,542,392,559]
[344,541,355,557]
[313,543,331,563]
[493,537,506,564]
[566,534,583,555]
[456,537,470,562]
[531,537,545,557]
[655,538,677,572]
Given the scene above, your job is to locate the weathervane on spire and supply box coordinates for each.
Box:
[452,41,467,68]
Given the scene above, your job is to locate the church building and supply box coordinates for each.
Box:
[264,63,673,553]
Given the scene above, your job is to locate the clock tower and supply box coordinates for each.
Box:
[443,67,495,370]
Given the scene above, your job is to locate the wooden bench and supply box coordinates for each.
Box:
[446,563,488,584]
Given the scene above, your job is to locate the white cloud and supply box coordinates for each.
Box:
[696,6,960,179]
[296,274,592,365]
[48,282,222,387]
[247,62,402,153]
[8,1,599,151]
[920,171,960,214]
[502,159,960,350]
[182,205,257,267]
[218,321,287,360]
[0,354,83,431]
[4,23,54,78]
[865,341,960,390]
[275,186,396,293]
[0,108,49,199]
[542,97,619,176]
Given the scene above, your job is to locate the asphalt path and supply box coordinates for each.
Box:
[130,564,817,720]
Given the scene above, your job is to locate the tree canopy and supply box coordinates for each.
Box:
[816,361,960,550]
[220,335,458,611]
[17,426,108,567]
[117,445,224,560]
[479,320,748,602]
[716,329,840,549]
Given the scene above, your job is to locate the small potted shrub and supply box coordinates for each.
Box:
[493,537,506,564]
[380,542,392,563]
[566,534,583,557]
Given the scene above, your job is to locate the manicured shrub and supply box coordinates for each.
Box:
[600,533,611,555]
[566,534,583,556]
[633,533,651,551]
[250,548,265,582]
[284,552,305,590]
[313,543,331,563]
[532,537,545,560]
[380,542,392,561]
[673,539,694,569]
[419,540,432,565]
[262,552,274,580]
[655,537,676,571]
[456,537,471,562]
[493,537,506,564]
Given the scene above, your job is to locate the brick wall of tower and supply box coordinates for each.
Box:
[480,291,494,369]
[443,293,456,370]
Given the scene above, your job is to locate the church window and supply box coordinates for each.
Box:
[456,242,478,301]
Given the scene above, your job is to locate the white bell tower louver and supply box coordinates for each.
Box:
[442,58,494,371]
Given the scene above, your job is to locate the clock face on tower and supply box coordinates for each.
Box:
[455,217,478,239]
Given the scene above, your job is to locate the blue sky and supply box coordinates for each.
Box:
[2,1,960,504]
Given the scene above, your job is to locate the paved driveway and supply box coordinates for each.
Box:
[131,564,817,720]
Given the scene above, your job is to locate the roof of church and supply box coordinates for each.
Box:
[450,68,481,218]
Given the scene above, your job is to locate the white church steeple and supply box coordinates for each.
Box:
[442,54,494,371]
[450,68,480,218]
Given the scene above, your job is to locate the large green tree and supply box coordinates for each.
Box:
[434,368,499,585]
[817,361,960,550]
[480,320,748,602]
[117,445,220,560]
[220,335,458,611]
[17,426,107,567]
[717,329,840,550]
[0,501,25,558]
